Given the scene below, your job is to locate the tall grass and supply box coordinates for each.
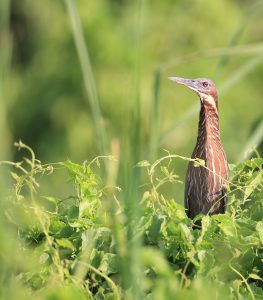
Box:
[66,1,148,298]
[237,119,263,162]
[117,1,148,298]
[0,0,11,167]
[215,0,263,75]
[65,0,108,156]
[149,69,161,161]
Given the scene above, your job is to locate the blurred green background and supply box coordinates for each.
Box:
[1,0,263,199]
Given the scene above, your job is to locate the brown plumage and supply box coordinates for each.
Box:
[169,77,229,220]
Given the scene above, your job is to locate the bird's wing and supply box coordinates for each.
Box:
[184,165,201,219]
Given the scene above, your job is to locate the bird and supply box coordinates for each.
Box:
[168,77,229,220]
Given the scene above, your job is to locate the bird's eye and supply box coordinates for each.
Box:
[202,82,209,87]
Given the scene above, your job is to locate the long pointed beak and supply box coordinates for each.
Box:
[168,76,197,91]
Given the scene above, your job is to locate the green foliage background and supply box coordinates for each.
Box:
[0,0,263,299]
[3,0,263,163]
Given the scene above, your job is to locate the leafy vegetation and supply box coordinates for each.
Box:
[1,142,262,299]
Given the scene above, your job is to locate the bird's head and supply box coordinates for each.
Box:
[168,77,218,109]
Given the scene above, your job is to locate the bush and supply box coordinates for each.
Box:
[0,142,262,300]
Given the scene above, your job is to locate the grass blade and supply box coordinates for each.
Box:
[0,0,12,189]
[121,1,148,299]
[64,0,107,156]
[237,118,263,162]
[149,69,161,161]
[219,55,263,93]
[160,43,263,71]
[215,0,263,75]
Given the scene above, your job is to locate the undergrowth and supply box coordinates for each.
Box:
[0,142,263,300]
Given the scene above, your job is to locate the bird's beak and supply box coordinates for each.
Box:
[168,77,197,92]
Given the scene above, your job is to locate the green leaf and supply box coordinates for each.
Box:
[197,215,217,245]
[243,170,262,198]
[49,220,65,235]
[244,171,262,198]
[244,158,263,169]
[180,223,194,244]
[56,238,75,251]
[218,217,237,237]
[147,215,164,244]
[249,273,263,281]
[41,196,61,205]
[90,249,104,268]
[99,253,118,275]
[68,205,79,221]
[136,160,151,167]
[59,225,75,238]
[197,250,215,275]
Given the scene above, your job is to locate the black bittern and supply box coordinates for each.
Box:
[169,77,229,220]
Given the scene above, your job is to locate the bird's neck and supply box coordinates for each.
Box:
[197,102,221,146]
